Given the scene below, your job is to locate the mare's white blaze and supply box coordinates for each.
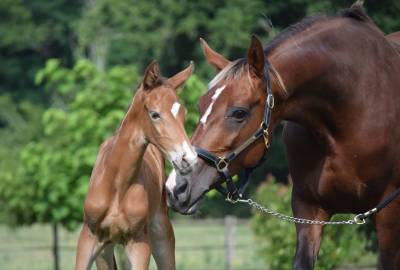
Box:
[171,102,181,118]
[166,169,177,192]
[200,85,226,125]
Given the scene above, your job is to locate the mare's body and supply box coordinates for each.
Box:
[167,4,400,269]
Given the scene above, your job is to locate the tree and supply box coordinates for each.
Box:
[0,0,82,100]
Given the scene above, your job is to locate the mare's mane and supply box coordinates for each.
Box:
[208,4,373,90]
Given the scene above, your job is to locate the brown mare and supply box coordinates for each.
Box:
[75,61,196,270]
[166,3,400,270]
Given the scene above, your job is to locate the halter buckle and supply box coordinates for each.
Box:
[216,158,229,172]
[261,124,270,148]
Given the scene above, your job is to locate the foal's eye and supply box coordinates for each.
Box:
[149,111,161,120]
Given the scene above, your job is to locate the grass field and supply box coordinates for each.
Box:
[0,217,267,270]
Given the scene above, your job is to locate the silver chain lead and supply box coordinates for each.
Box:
[235,198,366,225]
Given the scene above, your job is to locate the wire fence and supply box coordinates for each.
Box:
[0,217,267,270]
[0,218,376,270]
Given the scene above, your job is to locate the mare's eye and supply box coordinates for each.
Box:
[149,111,161,120]
[229,108,249,122]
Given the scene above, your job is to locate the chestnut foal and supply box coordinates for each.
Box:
[75,61,196,270]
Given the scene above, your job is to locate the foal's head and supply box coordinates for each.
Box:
[128,61,197,174]
[167,37,273,213]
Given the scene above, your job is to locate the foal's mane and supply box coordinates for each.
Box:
[208,4,373,90]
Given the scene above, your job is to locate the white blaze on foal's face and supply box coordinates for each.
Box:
[171,102,181,118]
[200,85,226,125]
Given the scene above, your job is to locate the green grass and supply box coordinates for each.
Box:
[0,218,267,270]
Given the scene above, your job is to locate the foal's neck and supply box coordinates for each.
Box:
[109,93,149,190]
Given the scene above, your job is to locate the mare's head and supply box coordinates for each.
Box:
[129,61,197,174]
[166,36,275,213]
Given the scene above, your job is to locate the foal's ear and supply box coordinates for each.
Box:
[143,60,161,91]
[167,61,194,90]
[200,38,230,71]
[247,35,265,77]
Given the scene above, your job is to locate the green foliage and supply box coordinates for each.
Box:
[0,59,137,229]
[177,74,206,135]
[0,94,43,223]
[0,0,81,100]
[251,181,367,269]
[76,0,268,77]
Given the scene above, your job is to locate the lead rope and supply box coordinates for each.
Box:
[230,198,367,225]
[226,185,400,225]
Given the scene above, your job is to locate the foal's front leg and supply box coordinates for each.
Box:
[125,231,151,270]
[75,224,111,270]
[292,195,330,270]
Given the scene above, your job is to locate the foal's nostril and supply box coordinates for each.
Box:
[182,156,190,168]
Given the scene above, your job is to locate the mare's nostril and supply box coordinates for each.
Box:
[176,180,188,195]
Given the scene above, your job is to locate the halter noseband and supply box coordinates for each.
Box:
[194,62,275,201]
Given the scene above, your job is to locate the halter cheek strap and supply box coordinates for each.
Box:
[195,63,274,201]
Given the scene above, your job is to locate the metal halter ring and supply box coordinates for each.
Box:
[267,94,275,109]
[216,158,229,172]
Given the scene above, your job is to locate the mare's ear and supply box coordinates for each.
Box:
[167,61,194,90]
[247,35,265,77]
[200,38,230,71]
[143,60,161,91]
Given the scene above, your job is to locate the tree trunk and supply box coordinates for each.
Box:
[85,0,108,71]
[52,223,60,270]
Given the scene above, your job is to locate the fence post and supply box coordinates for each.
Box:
[225,216,236,270]
[52,223,60,270]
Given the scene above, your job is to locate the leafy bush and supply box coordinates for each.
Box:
[251,180,367,269]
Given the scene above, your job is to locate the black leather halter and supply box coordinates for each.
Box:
[194,63,275,201]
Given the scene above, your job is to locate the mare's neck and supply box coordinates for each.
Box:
[269,46,339,144]
[267,20,390,146]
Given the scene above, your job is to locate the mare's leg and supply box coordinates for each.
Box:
[375,200,400,270]
[292,194,330,270]
[125,231,151,270]
[149,207,176,270]
[95,243,116,270]
[75,224,100,270]
[283,122,330,270]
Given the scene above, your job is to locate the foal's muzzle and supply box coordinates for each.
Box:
[167,142,198,175]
